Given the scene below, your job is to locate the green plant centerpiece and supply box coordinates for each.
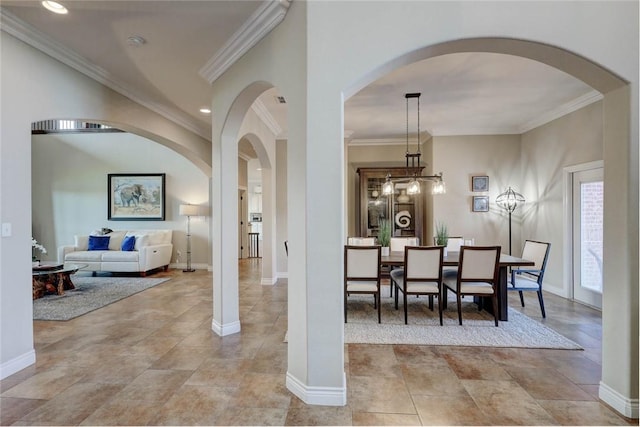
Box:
[435,221,449,247]
[378,218,391,248]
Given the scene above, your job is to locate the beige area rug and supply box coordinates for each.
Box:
[343,286,582,349]
[33,275,170,321]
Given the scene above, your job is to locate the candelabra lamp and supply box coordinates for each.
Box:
[179,204,202,272]
[495,187,525,255]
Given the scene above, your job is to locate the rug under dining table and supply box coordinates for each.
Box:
[344,287,582,349]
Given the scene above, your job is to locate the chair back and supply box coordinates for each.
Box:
[405,246,443,281]
[390,236,419,252]
[345,245,381,280]
[445,236,464,252]
[459,246,501,281]
[347,237,376,246]
[520,240,551,281]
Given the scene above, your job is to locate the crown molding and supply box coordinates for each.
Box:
[348,138,408,146]
[519,90,603,134]
[0,9,211,140]
[251,99,283,137]
[199,0,291,84]
[238,152,254,162]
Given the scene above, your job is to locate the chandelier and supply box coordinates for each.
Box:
[381,93,446,196]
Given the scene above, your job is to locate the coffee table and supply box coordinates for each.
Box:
[32,263,86,300]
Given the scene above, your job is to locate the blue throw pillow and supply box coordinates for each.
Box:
[88,235,110,251]
[121,235,136,251]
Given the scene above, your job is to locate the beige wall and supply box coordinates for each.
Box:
[521,100,604,294]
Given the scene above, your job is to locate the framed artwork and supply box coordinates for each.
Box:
[471,175,489,192]
[108,173,166,220]
[472,196,490,212]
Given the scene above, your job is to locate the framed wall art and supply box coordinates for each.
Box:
[472,196,489,212]
[108,173,166,220]
[471,175,489,192]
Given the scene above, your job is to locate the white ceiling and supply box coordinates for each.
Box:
[1,1,601,150]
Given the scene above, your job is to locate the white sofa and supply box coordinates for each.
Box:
[58,229,173,276]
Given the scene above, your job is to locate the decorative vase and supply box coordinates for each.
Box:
[397,190,410,203]
[381,246,390,256]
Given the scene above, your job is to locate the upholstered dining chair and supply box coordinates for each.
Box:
[386,236,419,297]
[508,240,551,318]
[390,246,444,325]
[347,237,376,246]
[443,245,501,326]
[441,236,464,279]
[344,245,382,323]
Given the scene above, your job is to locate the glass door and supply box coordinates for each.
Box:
[572,167,603,309]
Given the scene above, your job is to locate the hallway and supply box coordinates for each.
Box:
[1,259,635,425]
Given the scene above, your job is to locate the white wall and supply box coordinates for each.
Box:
[31,133,210,269]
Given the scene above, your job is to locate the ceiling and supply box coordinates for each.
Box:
[1,1,600,151]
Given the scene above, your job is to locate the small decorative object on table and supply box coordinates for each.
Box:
[32,237,47,264]
[435,221,449,256]
[378,218,391,256]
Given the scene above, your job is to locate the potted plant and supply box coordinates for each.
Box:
[378,218,391,256]
[435,221,449,250]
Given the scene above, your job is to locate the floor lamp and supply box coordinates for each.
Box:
[496,187,525,255]
[179,204,201,272]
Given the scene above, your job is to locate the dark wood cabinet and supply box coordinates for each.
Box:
[356,167,424,243]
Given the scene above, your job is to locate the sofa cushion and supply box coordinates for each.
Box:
[107,231,126,251]
[101,251,139,262]
[88,235,110,251]
[65,250,105,262]
[134,235,150,250]
[74,235,89,251]
[121,235,136,251]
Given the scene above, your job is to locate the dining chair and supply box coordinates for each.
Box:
[387,236,419,297]
[508,240,551,318]
[344,245,382,323]
[347,237,376,246]
[441,236,464,278]
[443,245,501,326]
[390,246,444,325]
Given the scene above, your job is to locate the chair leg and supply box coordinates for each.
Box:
[373,295,377,309]
[377,292,381,324]
[394,283,399,309]
[478,298,483,311]
[456,293,463,325]
[537,290,546,318]
[492,294,499,327]
[344,291,347,323]
[519,290,525,307]
[428,295,434,311]
[403,292,408,325]
[443,287,448,309]
[438,291,443,326]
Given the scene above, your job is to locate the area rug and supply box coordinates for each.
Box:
[33,276,170,321]
[344,289,582,349]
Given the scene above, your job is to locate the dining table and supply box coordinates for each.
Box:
[381,250,534,321]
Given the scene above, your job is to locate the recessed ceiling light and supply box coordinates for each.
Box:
[199,107,211,114]
[42,1,68,14]
[126,36,146,47]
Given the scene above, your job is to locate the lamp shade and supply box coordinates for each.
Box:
[179,204,201,216]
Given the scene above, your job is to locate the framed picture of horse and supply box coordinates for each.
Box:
[108,173,166,220]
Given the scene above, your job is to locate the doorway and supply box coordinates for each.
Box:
[571,165,603,309]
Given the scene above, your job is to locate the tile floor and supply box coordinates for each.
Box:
[1,259,637,425]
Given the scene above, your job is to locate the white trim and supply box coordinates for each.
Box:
[0,9,210,140]
[252,99,283,137]
[199,0,291,84]
[169,262,209,271]
[238,152,254,162]
[211,319,241,336]
[277,271,289,279]
[286,371,347,406]
[599,381,639,418]
[520,90,603,133]
[348,138,408,146]
[0,349,36,380]
[562,160,604,301]
[261,277,277,285]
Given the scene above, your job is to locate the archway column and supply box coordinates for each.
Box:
[260,167,277,285]
[212,117,241,336]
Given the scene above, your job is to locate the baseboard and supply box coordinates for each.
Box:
[211,319,241,336]
[277,271,288,279]
[0,349,36,380]
[261,277,277,286]
[169,262,209,271]
[599,381,639,418]
[286,371,347,406]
